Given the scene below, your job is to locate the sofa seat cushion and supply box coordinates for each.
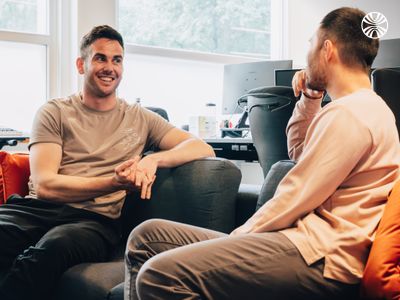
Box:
[361,180,400,299]
[54,261,124,300]
[0,151,30,204]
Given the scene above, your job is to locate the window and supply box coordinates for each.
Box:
[0,41,47,132]
[0,0,55,133]
[118,0,271,59]
[117,1,285,128]
[0,0,48,34]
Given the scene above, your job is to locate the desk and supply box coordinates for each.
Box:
[205,138,258,162]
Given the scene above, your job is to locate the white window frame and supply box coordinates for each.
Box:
[0,0,62,100]
[116,0,288,64]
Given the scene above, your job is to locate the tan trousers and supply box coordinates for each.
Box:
[124,219,358,300]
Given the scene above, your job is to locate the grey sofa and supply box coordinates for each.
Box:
[52,157,244,300]
[53,159,296,300]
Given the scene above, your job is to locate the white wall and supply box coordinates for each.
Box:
[287,0,400,67]
[77,0,116,38]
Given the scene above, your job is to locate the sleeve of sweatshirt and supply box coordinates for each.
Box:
[231,104,372,235]
[286,97,322,161]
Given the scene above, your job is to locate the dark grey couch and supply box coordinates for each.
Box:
[53,158,296,300]
[52,157,246,300]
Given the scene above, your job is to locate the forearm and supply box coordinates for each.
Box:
[34,173,123,202]
[146,138,215,168]
[286,95,322,160]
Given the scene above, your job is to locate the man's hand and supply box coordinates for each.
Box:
[113,155,158,200]
[113,156,140,190]
[292,70,324,99]
[135,155,158,200]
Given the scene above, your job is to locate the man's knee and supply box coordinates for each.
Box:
[126,218,169,252]
[135,255,174,298]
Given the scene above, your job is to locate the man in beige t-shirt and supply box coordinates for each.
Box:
[124,7,400,300]
[0,25,214,300]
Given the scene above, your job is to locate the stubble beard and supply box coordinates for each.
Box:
[306,65,327,92]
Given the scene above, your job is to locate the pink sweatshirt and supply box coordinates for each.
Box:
[233,89,400,283]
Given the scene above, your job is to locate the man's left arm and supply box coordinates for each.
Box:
[232,106,371,235]
[149,127,215,167]
[134,128,215,199]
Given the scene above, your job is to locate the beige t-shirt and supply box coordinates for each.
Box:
[28,93,174,219]
[233,89,400,284]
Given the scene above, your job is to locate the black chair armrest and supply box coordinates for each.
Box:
[256,160,296,210]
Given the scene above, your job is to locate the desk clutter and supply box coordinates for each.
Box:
[0,126,29,150]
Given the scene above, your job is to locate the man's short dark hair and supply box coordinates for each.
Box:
[320,7,379,72]
[80,25,124,59]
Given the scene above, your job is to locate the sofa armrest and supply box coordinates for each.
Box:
[120,157,242,238]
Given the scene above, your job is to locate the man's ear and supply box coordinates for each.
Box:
[76,57,85,74]
[323,40,335,62]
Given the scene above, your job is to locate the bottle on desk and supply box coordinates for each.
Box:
[189,102,217,139]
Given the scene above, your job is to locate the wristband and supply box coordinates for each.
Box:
[302,91,323,100]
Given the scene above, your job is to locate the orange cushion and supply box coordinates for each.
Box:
[361,180,400,299]
[0,151,30,204]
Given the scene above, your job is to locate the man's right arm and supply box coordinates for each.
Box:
[286,70,324,160]
[30,142,138,202]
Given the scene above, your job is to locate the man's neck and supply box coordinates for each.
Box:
[80,91,117,111]
[326,66,372,100]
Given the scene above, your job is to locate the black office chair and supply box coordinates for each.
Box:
[145,106,169,121]
[371,68,400,137]
[144,106,170,154]
[246,86,297,177]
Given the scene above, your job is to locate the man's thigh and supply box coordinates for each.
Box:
[36,220,119,264]
[125,219,227,299]
[1,220,119,300]
[0,197,57,267]
[138,231,356,300]
[127,218,226,256]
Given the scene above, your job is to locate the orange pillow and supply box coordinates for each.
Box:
[361,180,400,299]
[0,151,30,204]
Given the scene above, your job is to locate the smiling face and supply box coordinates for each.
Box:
[77,38,124,99]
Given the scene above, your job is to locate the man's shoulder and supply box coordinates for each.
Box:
[42,94,77,110]
[117,98,150,116]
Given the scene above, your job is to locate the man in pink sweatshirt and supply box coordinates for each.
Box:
[124,7,400,300]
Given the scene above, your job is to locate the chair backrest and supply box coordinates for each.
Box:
[145,106,169,121]
[371,68,400,137]
[247,86,296,177]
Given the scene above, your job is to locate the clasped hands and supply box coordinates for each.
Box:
[113,155,157,200]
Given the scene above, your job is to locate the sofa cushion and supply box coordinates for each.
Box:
[54,261,124,300]
[0,151,30,204]
[360,180,400,299]
[256,160,295,211]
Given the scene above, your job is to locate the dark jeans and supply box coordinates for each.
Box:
[0,195,121,300]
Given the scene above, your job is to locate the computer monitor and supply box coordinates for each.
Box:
[274,69,301,87]
[221,60,292,115]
